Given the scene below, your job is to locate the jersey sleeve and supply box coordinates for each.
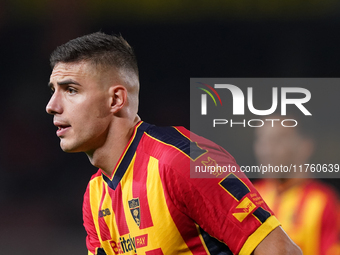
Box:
[164,138,280,254]
[83,183,105,255]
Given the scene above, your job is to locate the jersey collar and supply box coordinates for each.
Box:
[102,121,151,190]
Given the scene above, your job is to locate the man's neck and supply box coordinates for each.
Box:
[86,115,141,177]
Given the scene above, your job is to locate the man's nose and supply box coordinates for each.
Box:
[46,92,62,115]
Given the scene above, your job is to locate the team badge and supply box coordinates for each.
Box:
[128,198,141,227]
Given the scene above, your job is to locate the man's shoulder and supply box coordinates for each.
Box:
[142,123,233,156]
[139,123,238,175]
[140,124,191,158]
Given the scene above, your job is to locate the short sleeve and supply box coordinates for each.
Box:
[164,141,280,254]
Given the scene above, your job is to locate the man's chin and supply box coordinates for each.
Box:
[61,148,79,153]
[60,141,82,153]
[61,147,78,153]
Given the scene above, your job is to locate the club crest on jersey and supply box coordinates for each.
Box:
[128,198,141,227]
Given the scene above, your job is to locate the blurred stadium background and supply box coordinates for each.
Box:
[0,1,339,254]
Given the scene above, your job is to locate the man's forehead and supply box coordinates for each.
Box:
[50,61,90,79]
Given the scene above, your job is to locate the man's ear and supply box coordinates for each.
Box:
[109,85,127,113]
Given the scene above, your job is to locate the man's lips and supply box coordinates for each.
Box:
[54,121,71,137]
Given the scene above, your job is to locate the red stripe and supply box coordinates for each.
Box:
[158,169,207,254]
[98,183,112,241]
[132,152,154,229]
[108,183,130,236]
[140,131,209,253]
[145,248,164,255]
[83,184,101,253]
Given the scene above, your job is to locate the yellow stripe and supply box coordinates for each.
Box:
[254,182,277,209]
[101,183,118,254]
[89,177,117,254]
[239,216,281,255]
[146,156,192,254]
[120,153,140,234]
[275,185,302,233]
[89,176,104,244]
[299,190,326,255]
[195,224,211,255]
[104,154,136,254]
[232,197,257,222]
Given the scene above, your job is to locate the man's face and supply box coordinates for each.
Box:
[254,124,304,167]
[46,61,112,154]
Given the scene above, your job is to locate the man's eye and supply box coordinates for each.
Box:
[67,87,77,94]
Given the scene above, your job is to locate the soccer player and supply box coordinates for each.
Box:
[46,32,302,255]
[253,115,340,255]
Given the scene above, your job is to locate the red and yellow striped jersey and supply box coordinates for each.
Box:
[254,179,340,255]
[83,122,280,255]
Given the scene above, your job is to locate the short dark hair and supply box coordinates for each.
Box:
[50,32,138,77]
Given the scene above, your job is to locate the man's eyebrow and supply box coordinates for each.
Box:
[48,79,80,89]
[57,79,81,86]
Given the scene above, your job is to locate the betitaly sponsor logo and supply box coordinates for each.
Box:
[110,234,148,254]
